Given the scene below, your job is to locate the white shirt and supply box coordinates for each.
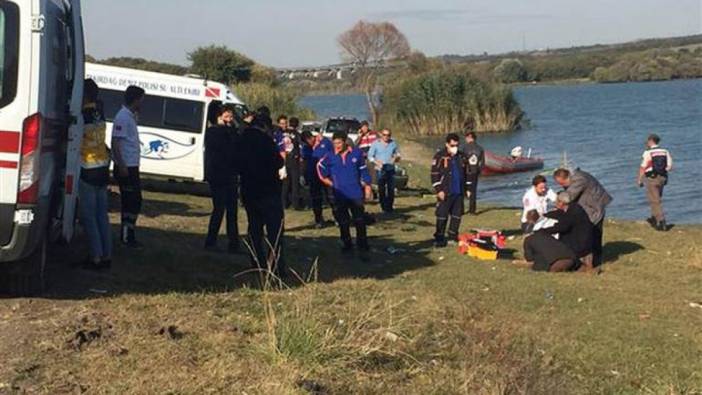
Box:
[521,186,557,223]
[111,106,141,167]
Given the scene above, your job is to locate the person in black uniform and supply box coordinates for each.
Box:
[234,114,286,277]
[431,133,470,247]
[463,124,485,215]
[204,104,241,253]
[281,117,303,210]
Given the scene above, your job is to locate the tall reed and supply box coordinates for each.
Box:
[380,68,523,135]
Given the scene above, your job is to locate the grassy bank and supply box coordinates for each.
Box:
[1,140,700,394]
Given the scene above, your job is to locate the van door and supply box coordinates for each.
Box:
[0,0,22,246]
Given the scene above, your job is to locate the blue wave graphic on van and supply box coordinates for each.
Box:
[139,132,197,160]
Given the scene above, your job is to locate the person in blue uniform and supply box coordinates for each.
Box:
[301,131,334,228]
[431,133,470,247]
[317,132,373,252]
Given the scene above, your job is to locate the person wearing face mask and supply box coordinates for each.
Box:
[111,86,145,248]
[431,133,470,247]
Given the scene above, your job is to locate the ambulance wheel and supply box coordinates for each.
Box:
[0,238,47,297]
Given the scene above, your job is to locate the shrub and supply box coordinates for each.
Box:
[494,59,527,83]
[380,67,523,135]
[235,82,316,120]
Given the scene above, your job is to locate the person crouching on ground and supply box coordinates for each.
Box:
[301,131,334,228]
[204,104,241,254]
[317,132,373,254]
[520,211,579,273]
[79,79,112,270]
[543,192,595,271]
[553,168,612,267]
[431,133,470,247]
[521,175,558,234]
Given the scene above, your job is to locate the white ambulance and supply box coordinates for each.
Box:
[0,0,85,293]
[85,63,247,182]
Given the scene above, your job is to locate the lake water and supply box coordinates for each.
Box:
[300,80,702,224]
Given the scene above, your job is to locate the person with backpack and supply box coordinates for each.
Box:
[638,133,673,231]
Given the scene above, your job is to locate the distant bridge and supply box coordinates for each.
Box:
[276,61,402,80]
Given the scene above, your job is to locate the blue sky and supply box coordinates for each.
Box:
[83,0,701,68]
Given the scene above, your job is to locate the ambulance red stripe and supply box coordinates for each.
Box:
[0,131,20,153]
[0,160,18,169]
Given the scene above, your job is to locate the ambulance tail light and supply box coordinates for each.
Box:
[17,113,42,205]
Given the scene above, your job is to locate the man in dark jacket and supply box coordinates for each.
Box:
[235,115,286,277]
[431,133,470,247]
[463,127,485,215]
[301,131,334,228]
[204,105,240,253]
[554,168,612,266]
[544,192,594,269]
[523,231,578,272]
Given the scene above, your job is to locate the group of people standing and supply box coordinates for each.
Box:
[77,81,674,278]
[202,106,405,276]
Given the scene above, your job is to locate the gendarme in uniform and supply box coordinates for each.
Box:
[640,138,673,229]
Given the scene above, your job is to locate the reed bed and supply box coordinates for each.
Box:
[381,68,523,135]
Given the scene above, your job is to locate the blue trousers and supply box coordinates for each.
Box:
[79,180,112,260]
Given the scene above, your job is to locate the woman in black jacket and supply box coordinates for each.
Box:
[204,104,240,253]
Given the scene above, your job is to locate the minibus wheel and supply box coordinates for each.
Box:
[0,237,47,297]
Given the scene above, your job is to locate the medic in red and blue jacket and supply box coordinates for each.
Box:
[317,137,372,201]
[317,132,373,251]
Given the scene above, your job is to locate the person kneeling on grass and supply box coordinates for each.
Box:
[518,211,579,272]
[317,132,373,254]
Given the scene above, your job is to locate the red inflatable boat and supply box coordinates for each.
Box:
[481,150,544,176]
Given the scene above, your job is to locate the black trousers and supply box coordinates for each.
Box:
[466,173,479,214]
[244,196,285,274]
[377,168,396,212]
[593,215,605,267]
[205,182,239,248]
[435,194,464,241]
[282,159,302,209]
[309,175,333,224]
[114,167,142,243]
[334,198,367,247]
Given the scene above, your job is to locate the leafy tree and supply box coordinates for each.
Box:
[188,45,255,84]
[95,57,189,75]
[493,59,527,83]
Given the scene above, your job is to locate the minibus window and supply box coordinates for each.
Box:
[163,98,204,133]
[0,3,19,109]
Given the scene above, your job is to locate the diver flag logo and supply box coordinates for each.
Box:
[205,87,221,99]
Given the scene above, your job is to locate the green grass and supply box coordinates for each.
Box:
[0,140,700,394]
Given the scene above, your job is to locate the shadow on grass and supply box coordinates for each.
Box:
[40,224,437,300]
[603,241,645,264]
